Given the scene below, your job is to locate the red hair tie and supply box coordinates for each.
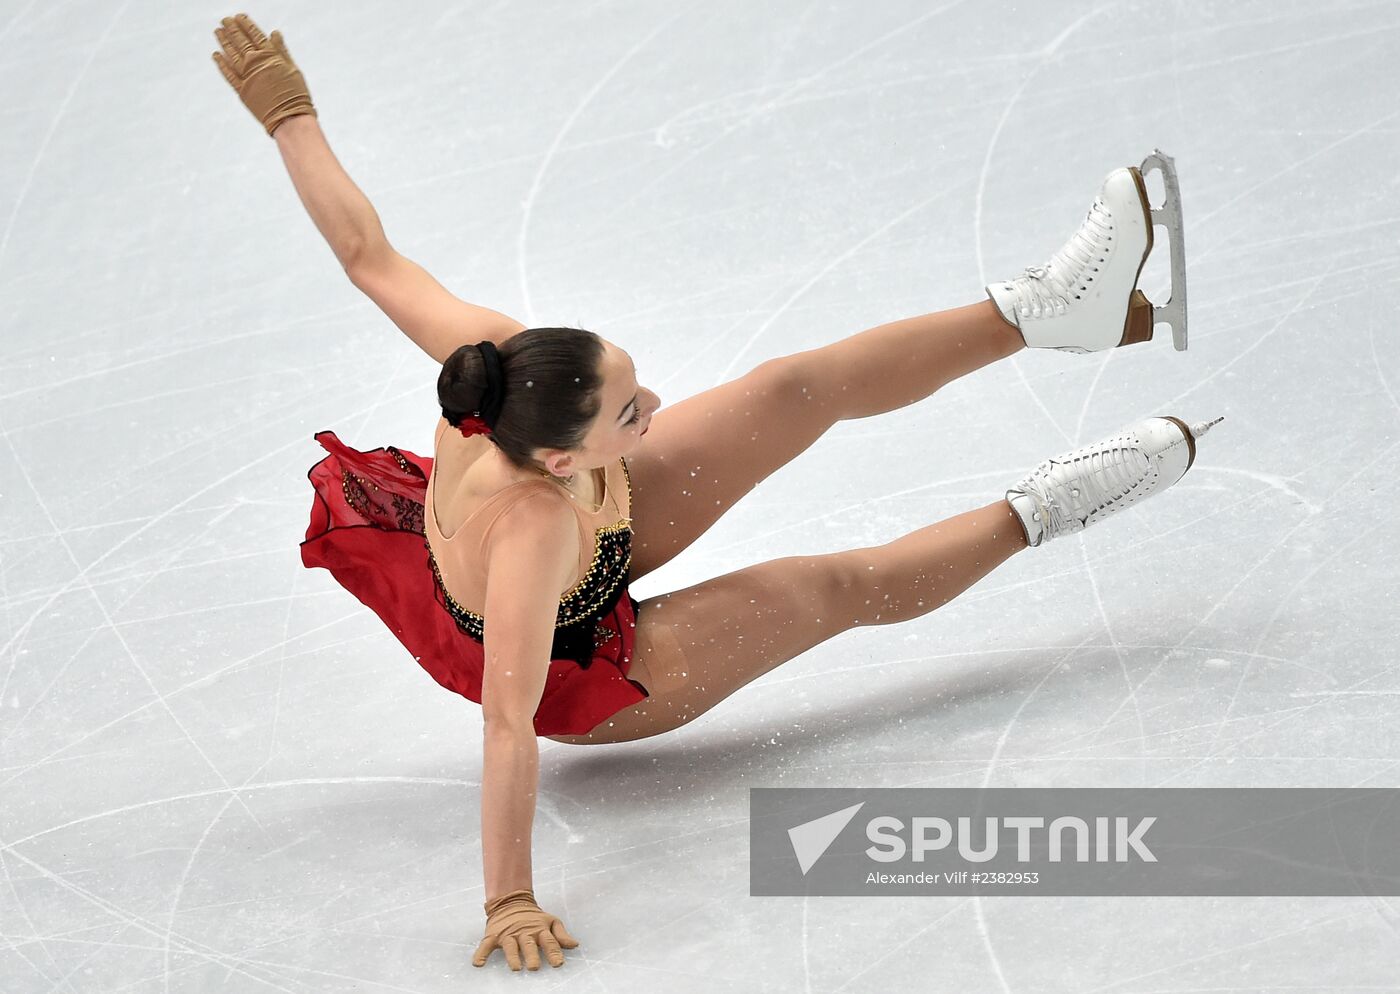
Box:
[456,413,491,438]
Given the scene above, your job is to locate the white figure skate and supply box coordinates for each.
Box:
[987,149,1189,353]
[1006,415,1223,548]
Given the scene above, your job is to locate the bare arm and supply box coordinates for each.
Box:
[476,490,580,899]
[273,115,382,269]
[273,115,527,363]
[481,725,540,898]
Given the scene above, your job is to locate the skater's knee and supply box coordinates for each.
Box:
[759,351,847,417]
[749,353,804,396]
[741,553,861,624]
[793,551,872,624]
[748,352,846,422]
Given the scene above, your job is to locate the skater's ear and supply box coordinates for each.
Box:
[534,448,577,478]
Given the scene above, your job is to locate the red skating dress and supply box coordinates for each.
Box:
[299,420,648,736]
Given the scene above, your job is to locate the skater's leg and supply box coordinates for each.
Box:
[785,300,1024,420]
[545,498,1027,745]
[627,300,1022,582]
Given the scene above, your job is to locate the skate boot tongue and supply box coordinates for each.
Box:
[1006,453,1134,548]
[1004,418,1208,548]
[1012,206,1110,319]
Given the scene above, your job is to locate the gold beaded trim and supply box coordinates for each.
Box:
[427,524,631,638]
[387,447,417,476]
[340,470,376,518]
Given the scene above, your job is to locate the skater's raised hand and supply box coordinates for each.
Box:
[211,13,317,137]
[472,888,580,971]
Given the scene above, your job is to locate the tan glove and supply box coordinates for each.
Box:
[472,888,580,971]
[210,13,317,138]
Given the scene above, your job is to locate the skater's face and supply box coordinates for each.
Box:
[534,339,659,476]
[592,340,660,454]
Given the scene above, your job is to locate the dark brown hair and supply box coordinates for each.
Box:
[437,327,606,470]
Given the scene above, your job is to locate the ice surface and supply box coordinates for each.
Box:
[2,1,1398,990]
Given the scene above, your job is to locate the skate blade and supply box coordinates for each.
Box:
[1137,149,1188,351]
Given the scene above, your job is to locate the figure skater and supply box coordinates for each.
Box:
[214,13,1223,972]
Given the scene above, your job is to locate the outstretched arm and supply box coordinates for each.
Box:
[208,12,524,362]
[272,114,378,270]
[274,115,526,363]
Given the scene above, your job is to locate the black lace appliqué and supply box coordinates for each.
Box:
[339,446,427,535]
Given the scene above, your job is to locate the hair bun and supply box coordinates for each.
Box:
[475,340,506,429]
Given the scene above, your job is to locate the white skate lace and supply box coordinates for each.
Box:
[1011,198,1114,317]
[1026,438,1150,540]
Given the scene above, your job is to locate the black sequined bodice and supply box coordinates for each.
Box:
[426,519,633,668]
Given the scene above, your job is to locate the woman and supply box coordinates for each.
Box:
[213,13,1222,972]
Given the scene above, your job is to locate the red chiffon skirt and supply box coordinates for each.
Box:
[299,430,648,736]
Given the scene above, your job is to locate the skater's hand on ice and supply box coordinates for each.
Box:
[210,13,317,138]
[472,888,580,971]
